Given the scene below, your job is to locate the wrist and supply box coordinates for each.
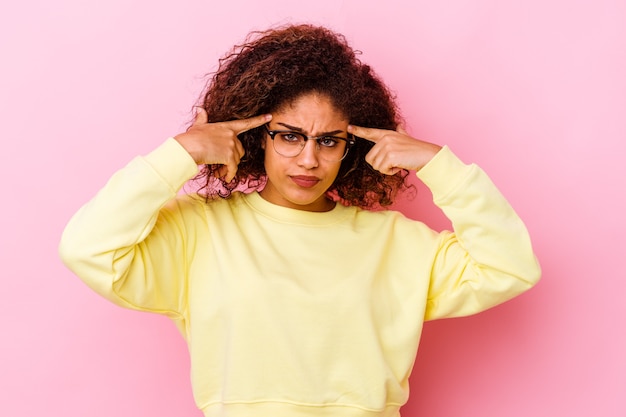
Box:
[174,133,204,165]
[415,143,443,172]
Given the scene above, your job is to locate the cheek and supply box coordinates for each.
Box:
[320,162,341,186]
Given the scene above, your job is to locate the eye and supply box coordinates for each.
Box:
[278,132,303,144]
[318,137,340,148]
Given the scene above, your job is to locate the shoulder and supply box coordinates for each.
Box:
[160,191,247,219]
[349,205,428,232]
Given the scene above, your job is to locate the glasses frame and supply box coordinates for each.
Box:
[264,124,355,161]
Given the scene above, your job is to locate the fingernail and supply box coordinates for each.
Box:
[265,114,272,121]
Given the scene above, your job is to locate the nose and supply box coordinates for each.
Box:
[296,139,320,169]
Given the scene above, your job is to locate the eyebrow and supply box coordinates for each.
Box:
[276,122,344,137]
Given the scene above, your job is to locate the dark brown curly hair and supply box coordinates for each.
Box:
[193,24,410,209]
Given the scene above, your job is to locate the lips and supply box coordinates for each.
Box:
[290,175,321,188]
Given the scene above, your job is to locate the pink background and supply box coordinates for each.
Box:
[1,1,624,416]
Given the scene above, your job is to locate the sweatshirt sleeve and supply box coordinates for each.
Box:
[59,138,200,318]
[416,146,541,320]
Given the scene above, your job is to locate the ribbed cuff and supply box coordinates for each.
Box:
[415,145,476,203]
[142,137,200,192]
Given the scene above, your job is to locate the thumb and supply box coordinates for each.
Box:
[193,107,208,126]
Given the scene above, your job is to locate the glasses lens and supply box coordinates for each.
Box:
[273,132,307,157]
[271,131,350,161]
[317,137,348,161]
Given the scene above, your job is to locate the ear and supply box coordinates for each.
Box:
[261,136,267,150]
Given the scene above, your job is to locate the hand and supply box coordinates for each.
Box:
[347,125,442,175]
[175,108,272,182]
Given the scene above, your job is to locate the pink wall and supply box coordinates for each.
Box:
[1,1,624,416]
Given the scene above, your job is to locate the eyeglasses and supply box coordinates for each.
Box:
[264,124,355,162]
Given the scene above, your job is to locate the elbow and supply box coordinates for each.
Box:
[58,231,81,273]
[58,230,116,298]
[526,256,542,287]
[58,227,93,275]
[512,255,541,294]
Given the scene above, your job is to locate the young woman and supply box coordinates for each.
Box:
[59,24,540,417]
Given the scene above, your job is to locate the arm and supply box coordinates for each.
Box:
[58,139,200,316]
[59,112,272,316]
[347,125,540,319]
[417,146,540,319]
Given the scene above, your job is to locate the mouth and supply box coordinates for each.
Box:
[289,175,321,188]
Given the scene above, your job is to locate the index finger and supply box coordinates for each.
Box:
[225,114,273,135]
[347,124,387,143]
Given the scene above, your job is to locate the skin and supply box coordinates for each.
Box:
[174,92,442,212]
[260,94,348,212]
[348,124,442,175]
[174,110,271,181]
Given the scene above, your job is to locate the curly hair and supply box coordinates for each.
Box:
[193,24,411,209]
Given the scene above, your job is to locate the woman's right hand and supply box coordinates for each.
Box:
[174,108,272,182]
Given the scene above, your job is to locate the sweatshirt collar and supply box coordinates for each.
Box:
[243,191,353,226]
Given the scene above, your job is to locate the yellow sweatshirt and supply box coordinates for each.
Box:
[59,138,540,417]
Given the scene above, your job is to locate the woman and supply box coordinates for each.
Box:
[59,24,540,417]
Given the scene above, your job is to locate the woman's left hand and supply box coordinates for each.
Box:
[347,125,442,175]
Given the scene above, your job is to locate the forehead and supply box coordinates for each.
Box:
[272,93,348,131]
